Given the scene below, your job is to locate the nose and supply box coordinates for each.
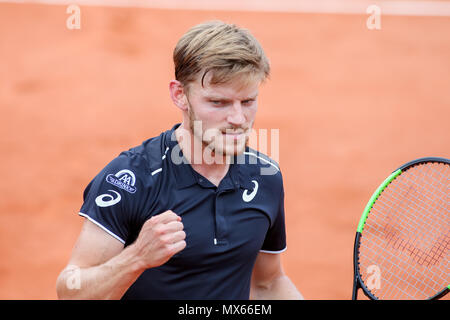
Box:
[227,102,246,126]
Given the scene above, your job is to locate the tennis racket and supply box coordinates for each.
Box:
[352,157,449,300]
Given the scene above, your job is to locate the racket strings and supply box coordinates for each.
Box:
[374,163,449,296]
[359,162,449,299]
[381,172,448,266]
[360,235,447,299]
[364,164,448,298]
[394,163,448,263]
[360,226,447,299]
[374,170,447,266]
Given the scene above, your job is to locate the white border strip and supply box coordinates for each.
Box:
[151,168,162,176]
[1,0,450,17]
[78,212,126,244]
[260,247,287,254]
[244,151,280,172]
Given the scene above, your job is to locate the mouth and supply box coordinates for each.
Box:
[221,130,246,141]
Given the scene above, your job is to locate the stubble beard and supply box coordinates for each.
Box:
[188,106,250,163]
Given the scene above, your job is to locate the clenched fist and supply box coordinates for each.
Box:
[131,210,186,269]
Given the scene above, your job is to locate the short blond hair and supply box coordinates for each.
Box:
[173,21,270,89]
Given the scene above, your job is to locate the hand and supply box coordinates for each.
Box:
[131,210,186,269]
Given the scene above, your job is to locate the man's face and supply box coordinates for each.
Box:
[185,75,259,158]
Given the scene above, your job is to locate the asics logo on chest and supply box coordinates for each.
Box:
[242,180,259,202]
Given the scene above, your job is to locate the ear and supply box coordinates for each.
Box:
[169,80,188,111]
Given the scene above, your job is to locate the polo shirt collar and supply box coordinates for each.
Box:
[236,154,255,190]
[164,124,251,190]
[164,124,197,189]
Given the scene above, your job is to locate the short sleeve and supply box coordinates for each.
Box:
[260,177,287,253]
[78,153,147,245]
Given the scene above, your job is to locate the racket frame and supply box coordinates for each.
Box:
[352,157,450,300]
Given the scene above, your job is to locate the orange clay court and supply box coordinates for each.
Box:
[0,1,449,299]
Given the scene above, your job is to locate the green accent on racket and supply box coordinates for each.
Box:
[357,169,402,233]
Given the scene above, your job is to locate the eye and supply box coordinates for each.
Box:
[210,99,229,107]
[242,99,255,106]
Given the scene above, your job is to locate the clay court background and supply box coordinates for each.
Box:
[0,1,449,299]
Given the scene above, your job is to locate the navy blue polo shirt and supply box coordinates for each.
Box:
[79,124,287,299]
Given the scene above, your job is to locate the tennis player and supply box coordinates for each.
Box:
[56,21,303,300]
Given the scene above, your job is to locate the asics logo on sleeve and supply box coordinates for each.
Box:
[242,180,259,202]
[95,190,121,207]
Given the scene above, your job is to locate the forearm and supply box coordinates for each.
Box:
[250,275,304,300]
[56,244,145,300]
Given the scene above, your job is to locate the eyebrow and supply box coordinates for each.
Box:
[205,94,258,101]
[242,95,258,101]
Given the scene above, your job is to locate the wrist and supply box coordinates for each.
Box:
[114,243,147,276]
